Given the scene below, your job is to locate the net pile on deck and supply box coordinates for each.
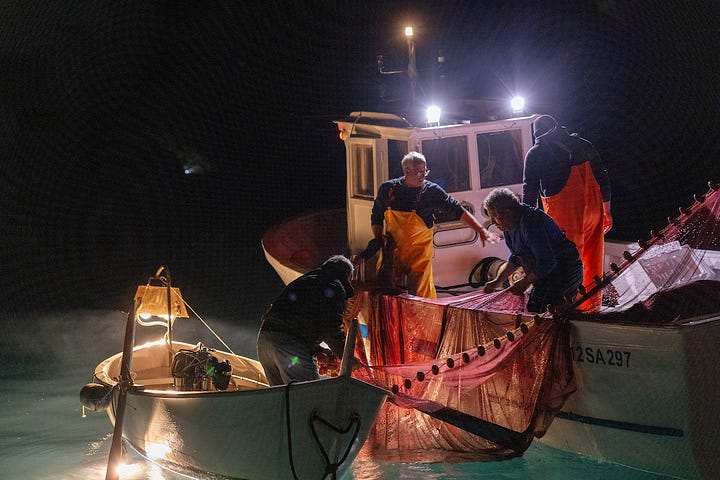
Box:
[348,287,574,461]
[571,181,720,324]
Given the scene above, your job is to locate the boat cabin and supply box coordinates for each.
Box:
[335,110,542,290]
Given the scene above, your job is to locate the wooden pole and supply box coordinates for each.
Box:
[105,300,137,480]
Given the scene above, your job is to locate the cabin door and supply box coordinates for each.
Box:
[345,139,386,255]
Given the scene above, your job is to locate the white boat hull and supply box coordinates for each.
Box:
[94,341,387,479]
[540,315,720,479]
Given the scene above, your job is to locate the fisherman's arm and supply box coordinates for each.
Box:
[522,150,541,207]
[587,143,612,232]
[370,183,390,238]
[435,187,498,246]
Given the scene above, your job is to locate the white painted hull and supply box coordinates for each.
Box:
[541,315,720,479]
[94,341,387,479]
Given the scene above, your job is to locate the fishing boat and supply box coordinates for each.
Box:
[80,267,389,480]
[260,35,720,474]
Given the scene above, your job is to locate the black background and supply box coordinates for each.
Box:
[1,1,718,320]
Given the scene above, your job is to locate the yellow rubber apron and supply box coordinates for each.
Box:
[381,208,436,298]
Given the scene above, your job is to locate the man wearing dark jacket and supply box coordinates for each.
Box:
[483,187,583,313]
[257,255,354,385]
[523,115,611,311]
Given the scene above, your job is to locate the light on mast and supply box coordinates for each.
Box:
[510,96,525,114]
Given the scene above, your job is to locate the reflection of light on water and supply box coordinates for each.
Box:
[149,463,172,479]
[117,462,141,477]
[146,441,171,460]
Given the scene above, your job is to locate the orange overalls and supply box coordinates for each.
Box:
[381,208,436,298]
[541,161,604,311]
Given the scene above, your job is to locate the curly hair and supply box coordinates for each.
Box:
[483,187,520,214]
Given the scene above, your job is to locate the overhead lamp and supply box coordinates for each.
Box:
[510,96,525,114]
[426,105,441,125]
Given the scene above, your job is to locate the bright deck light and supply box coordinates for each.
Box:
[510,96,525,114]
[426,105,441,124]
[405,26,413,37]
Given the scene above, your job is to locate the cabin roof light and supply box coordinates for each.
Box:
[426,105,441,125]
[511,96,525,114]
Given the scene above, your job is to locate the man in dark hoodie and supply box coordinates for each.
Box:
[522,115,612,311]
[257,255,355,385]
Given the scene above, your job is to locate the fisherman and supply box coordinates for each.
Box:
[359,151,496,298]
[256,255,355,385]
[522,115,611,311]
[483,187,583,313]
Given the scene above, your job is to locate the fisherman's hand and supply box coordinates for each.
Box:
[478,227,501,247]
[358,238,383,260]
[602,201,613,234]
[509,281,529,296]
[603,210,613,234]
[317,350,340,376]
[509,272,535,296]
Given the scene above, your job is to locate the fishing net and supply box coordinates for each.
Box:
[346,287,575,461]
[572,182,720,324]
[347,181,720,461]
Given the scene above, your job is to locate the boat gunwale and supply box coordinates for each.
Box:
[93,339,391,400]
[568,311,720,330]
[127,374,391,398]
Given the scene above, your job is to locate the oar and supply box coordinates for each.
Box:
[105,300,138,480]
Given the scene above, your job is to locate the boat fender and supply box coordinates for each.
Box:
[79,383,113,412]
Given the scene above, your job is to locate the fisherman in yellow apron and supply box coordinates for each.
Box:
[360,151,494,299]
[522,115,612,311]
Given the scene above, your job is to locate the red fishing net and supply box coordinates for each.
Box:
[347,288,574,461]
[574,182,720,324]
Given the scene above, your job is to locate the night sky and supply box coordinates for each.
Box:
[1,1,719,318]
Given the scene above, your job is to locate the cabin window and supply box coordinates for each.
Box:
[388,139,408,179]
[350,144,374,199]
[421,135,470,193]
[476,130,524,188]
